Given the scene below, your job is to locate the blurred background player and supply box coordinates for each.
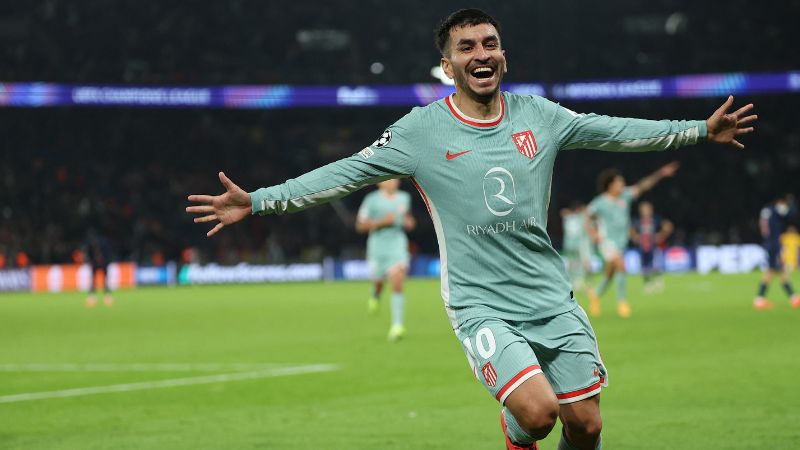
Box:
[630,201,674,293]
[560,202,600,306]
[84,229,114,308]
[753,194,800,310]
[356,179,416,341]
[781,224,800,273]
[587,162,679,317]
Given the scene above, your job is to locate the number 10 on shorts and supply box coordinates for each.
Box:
[462,327,497,385]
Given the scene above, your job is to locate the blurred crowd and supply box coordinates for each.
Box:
[0,0,798,266]
[1,0,797,85]
[1,96,797,266]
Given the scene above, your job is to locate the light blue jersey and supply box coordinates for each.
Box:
[251,92,706,329]
[562,211,591,257]
[588,188,635,251]
[357,190,411,276]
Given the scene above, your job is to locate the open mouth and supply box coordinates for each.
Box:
[470,66,495,80]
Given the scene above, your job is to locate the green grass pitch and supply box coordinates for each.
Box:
[1,272,799,449]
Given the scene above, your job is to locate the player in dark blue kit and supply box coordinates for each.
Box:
[753,194,800,310]
[630,201,673,293]
[84,229,114,308]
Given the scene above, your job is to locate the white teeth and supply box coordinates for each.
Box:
[472,67,492,74]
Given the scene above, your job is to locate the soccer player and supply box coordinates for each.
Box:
[355,179,416,341]
[560,203,600,304]
[630,201,674,293]
[84,229,114,308]
[587,162,679,318]
[780,224,800,273]
[186,9,756,450]
[753,194,800,310]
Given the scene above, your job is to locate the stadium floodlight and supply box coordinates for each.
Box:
[370,62,385,75]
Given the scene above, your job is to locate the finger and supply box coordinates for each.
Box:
[219,171,238,192]
[715,95,734,115]
[738,114,758,125]
[736,127,754,135]
[732,103,754,117]
[194,214,218,223]
[188,194,215,203]
[207,223,224,237]
[723,113,739,125]
[731,139,744,150]
[186,205,214,214]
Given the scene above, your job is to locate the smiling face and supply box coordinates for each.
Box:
[440,23,507,103]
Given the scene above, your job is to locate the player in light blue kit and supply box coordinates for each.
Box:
[356,179,416,340]
[187,9,756,450]
[587,162,678,318]
[560,202,600,307]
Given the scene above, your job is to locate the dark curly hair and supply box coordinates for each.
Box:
[597,168,623,193]
[434,8,501,56]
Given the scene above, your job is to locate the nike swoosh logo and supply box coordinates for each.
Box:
[445,150,472,160]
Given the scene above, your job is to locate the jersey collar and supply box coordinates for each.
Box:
[445,93,505,128]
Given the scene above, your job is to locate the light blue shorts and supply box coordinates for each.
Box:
[456,306,608,405]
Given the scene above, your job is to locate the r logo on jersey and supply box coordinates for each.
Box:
[482,362,498,387]
[512,130,537,159]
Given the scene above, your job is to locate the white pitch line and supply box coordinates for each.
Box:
[0,364,339,404]
[0,363,284,372]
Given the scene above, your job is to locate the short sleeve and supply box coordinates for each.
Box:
[357,194,373,220]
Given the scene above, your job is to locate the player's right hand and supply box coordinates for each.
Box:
[186,172,252,237]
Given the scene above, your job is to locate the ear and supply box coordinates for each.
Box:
[441,57,455,80]
[502,50,508,74]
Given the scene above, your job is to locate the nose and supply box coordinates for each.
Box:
[474,44,491,61]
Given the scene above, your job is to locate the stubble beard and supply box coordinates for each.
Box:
[453,69,501,105]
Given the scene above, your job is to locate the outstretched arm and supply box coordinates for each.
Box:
[187,117,420,237]
[631,161,679,198]
[549,95,756,152]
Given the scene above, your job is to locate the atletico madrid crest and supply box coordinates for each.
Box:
[482,362,498,387]
[512,130,537,159]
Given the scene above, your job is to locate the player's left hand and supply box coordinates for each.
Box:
[657,161,680,178]
[706,95,757,150]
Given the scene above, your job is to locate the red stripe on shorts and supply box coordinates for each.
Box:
[495,365,541,401]
[556,377,606,400]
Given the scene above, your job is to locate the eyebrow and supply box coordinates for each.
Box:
[456,34,499,47]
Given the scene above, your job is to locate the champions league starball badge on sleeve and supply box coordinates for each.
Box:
[372,129,392,148]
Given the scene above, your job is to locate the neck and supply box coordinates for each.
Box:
[452,88,501,120]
